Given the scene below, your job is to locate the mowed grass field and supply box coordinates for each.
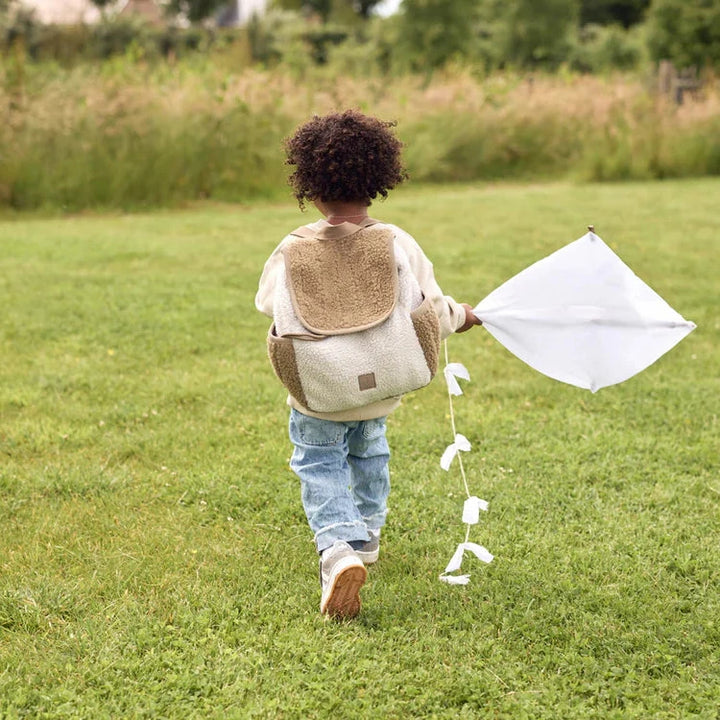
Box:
[1,179,718,718]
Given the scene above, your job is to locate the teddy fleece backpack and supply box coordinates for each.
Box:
[267,219,441,414]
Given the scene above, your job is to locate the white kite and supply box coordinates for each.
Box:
[439,229,695,585]
[473,230,696,391]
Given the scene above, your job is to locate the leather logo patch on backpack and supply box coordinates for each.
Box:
[358,373,377,391]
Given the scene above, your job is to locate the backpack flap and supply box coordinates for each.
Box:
[281,226,398,336]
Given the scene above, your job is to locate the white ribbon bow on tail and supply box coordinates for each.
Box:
[439,496,493,584]
[440,433,471,471]
[444,363,471,396]
[440,541,494,585]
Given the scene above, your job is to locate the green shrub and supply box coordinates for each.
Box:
[2,63,719,211]
[5,105,290,210]
[402,108,584,183]
[647,0,720,69]
[0,63,293,210]
[570,24,646,73]
[577,93,720,182]
[0,13,241,65]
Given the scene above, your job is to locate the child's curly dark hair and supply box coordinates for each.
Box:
[284,110,407,209]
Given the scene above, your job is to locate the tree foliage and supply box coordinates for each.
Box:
[165,0,228,23]
[481,0,580,68]
[273,0,383,22]
[6,0,720,73]
[352,0,383,18]
[647,0,720,68]
[579,0,651,28]
[397,0,581,72]
[396,0,479,70]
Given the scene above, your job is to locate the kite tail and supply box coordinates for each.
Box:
[439,340,494,585]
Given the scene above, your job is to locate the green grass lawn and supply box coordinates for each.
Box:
[1,179,718,718]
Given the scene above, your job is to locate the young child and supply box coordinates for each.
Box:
[255,110,481,619]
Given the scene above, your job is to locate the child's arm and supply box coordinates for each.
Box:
[390,225,480,338]
[255,241,287,317]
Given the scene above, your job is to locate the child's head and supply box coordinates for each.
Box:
[285,110,407,209]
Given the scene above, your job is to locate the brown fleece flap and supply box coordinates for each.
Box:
[283,227,397,335]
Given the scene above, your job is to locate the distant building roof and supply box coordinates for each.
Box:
[117,0,165,25]
[19,0,266,25]
[19,0,101,24]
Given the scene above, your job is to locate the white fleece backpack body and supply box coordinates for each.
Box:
[267,220,441,414]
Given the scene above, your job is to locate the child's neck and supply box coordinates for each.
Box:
[315,200,370,225]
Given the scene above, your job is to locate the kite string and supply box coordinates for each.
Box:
[444,340,471,502]
[444,341,473,545]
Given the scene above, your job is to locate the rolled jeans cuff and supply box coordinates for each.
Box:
[314,521,370,554]
[362,510,387,531]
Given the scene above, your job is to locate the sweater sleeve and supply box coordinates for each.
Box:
[255,238,290,318]
[388,225,467,339]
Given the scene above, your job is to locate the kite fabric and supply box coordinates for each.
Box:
[473,231,696,392]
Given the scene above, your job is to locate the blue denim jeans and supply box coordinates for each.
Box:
[288,408,390,554]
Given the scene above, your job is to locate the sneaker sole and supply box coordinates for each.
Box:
[321,557,367,619]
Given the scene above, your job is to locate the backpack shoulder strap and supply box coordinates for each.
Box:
[289,217,382,240]
[289,225,317,239]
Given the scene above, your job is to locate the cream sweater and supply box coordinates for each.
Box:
[255,219,467,421]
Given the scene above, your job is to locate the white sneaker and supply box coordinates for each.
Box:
[319,541,367,619]
[356,529,380,565]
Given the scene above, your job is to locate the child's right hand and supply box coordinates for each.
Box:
[457,303,482,333]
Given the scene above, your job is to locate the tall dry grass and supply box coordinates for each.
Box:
[1,58,719,210]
